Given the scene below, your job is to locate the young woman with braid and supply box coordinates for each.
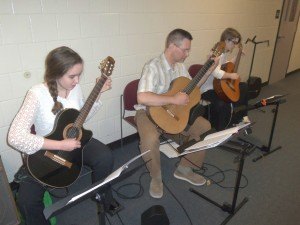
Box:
[8,46,118,225]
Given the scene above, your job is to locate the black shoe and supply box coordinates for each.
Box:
[106,199,124,216]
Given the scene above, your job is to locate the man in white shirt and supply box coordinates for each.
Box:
[135,29,217,198]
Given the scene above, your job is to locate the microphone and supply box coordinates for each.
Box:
[233,95,287,113]
[253,95,286,107]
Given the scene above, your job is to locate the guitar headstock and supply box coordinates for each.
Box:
[211,42,226,57]
[99,56,115,77]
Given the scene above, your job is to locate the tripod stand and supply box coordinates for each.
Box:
[190,144,249,225]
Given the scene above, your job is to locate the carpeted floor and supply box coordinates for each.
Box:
[51,71,300,225]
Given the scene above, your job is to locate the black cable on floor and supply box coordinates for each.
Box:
[162,180,193,225]
[164,137,249,189]
[113,171,147,199]
[181,156,249,189]
[113,165,193,225]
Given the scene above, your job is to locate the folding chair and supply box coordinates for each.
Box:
[188,64,211,124]
[120,79,140,148]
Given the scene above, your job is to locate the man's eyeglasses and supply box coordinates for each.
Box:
[175,45,191,54]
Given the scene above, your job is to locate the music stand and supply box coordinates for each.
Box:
[184,126,251,225]
[43,151,150,225]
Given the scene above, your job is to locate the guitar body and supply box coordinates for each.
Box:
[26,108,93,188]
[147,42,225,134]
[213,62,240,103]
[147,77,200,134]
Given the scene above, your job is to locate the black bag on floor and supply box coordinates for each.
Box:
[247,76,262,100]
[141,205,169,225]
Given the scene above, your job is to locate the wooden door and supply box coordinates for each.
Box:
[269,0,300,84]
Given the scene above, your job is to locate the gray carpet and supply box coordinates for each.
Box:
[52,71,300,225]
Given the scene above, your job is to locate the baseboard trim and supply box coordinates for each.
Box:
[108,133,139,150]
[262,81,268,87]
[286,68,300,76]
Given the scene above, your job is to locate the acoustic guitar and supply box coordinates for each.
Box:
[213,43,243,103]
[26,56,115,188]
[147,42,225,134]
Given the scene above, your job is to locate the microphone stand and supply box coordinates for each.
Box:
[251,99,285,162]
[238,97,286,162]
[245,35,270,85]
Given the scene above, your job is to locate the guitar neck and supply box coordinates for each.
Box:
[184,58,214,95]
[74,74,108,127]
[233,47,243,73]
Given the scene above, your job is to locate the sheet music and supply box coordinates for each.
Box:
[185,122,250,151]
[67,150,150,204]
[184,133,232,151]
[160,123,251,158]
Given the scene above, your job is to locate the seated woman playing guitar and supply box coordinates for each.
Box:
[201,27,249,131]
[8,46,119,225]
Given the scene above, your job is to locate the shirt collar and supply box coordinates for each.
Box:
[160,53,172,72]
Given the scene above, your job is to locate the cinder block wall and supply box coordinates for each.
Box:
[0,0,283,181]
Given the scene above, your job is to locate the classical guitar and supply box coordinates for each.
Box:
[213,43,243,103]
[147,42,225,134]
[26,57,115,188]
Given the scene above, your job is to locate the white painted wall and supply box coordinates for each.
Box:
[0,0,282,181]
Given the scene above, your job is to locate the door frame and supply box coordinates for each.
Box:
[268,0,300,83]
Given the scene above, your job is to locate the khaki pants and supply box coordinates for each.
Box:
[135,110,211,179]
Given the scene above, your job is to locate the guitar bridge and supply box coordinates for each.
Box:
[162,106,179,121]
[44,151,72,168]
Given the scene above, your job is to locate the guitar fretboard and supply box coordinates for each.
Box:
[74,74,108,127]
[183,58,214,95]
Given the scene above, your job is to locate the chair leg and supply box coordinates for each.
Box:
[120,95,123,149]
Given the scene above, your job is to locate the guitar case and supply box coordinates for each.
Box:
[247,76,262,100]
[188,104,207,125]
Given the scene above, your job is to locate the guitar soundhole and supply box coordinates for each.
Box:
[67,127,79,138]
[63,124,82,140]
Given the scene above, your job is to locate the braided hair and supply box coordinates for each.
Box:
[44,46,83,115]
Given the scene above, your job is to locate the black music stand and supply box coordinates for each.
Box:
[242,97,286,162]
[43,153,150,225]
[190,148,248,225]
[186,127,251,225]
